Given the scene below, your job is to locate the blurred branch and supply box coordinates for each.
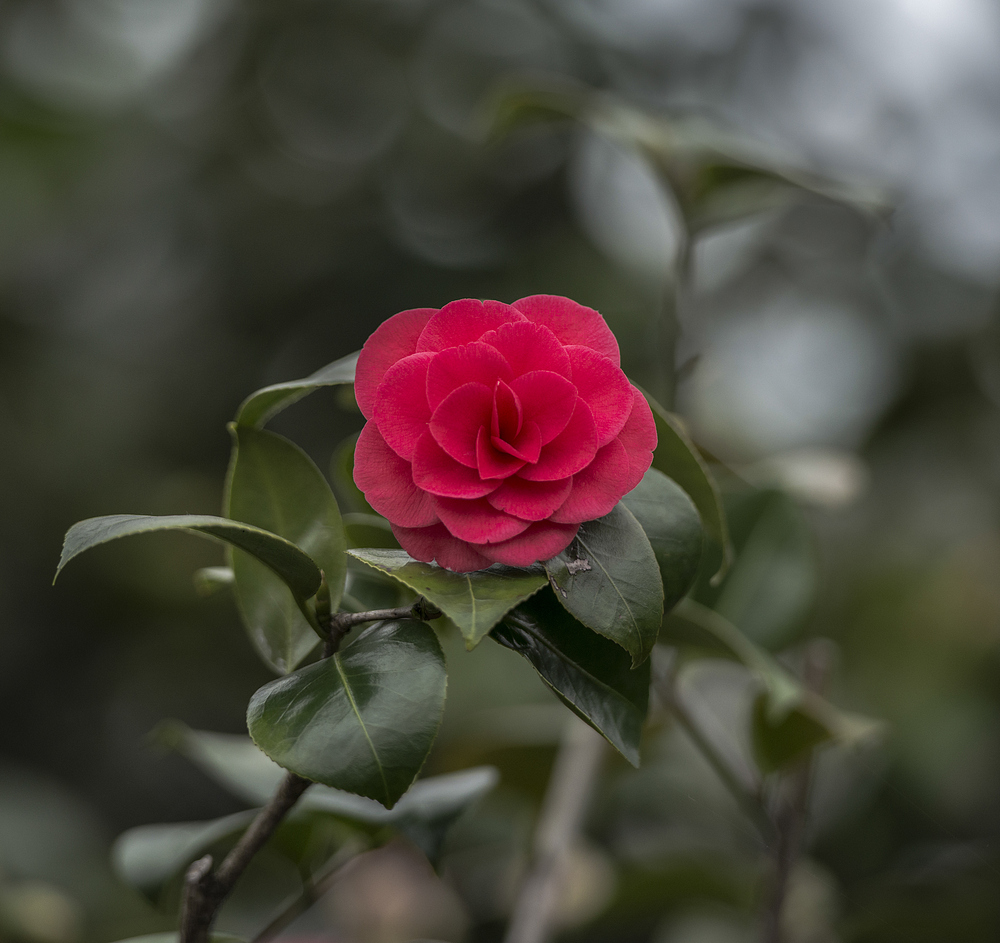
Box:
[502,716,607,943]
[762,640,834,943]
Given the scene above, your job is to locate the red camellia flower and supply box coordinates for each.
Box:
[353,295,656,572]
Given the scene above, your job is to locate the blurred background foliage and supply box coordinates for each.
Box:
[2,0,1000,940]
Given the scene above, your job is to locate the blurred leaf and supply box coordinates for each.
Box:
[247,620,447,808]
[343,513,399,550]
[343,557,411,612]
[55,514,322,600]
[751,692,831,774]
[705,490,817,650]
[111,810,255,899]
[546,503,663,667]
[235,350,359,428]
[111,935,243,943]
[193,566,234,597]
[492,589,649,765]
[640,389,733,584]
[164,723,496,858]
[621,468,704,612]
[225,426,346,674]
[331,433,375,515]
[348,548,546,648]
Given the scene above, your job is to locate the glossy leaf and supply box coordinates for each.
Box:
[248,620,447,808]
[343,513,399,550]
[225,426,347,673]
[640,389,733,584]
[545,503,663,667]
[348,548,547,648]
[621,468,703,612]
[492,589,649,765]
[235,350,359,428]
[112,811,255,898]
[55,514,322,600]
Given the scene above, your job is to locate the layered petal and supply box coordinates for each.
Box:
[392,522,493,572]
[476,426,527,479]
[566,345,633,446]
[429,382,493,467]
[353,423,439,527]
[549,437,631,524]
[417,299,525,352]
[436,497,530,543]
[479,520,580,566]
[480,320,572,380]
[518,398,598,481]
[355,307,436,419]
[412,431,499,499]
[373,352,435,460]
[512,294,620,365]
[616,389,657,492]
[427,342,512,411]
[511,371,577,444]
[488,475,573,521]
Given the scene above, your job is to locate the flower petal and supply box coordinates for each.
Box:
[616,388,657,491]
[373,352,434,460]
[512,294,620,365]
[412,431,499,499]
[488,475,572,521]
[353,422,439,527]
[436,497,530,543]
[480,320,572,380]
[566,345,633,446]
[392,522,493,572]
[355,307,436,419]
[492,420,541,463]
[518,398,598,481]
[549,437,631,524]
[476,427,526,479]
[479,520,579,567]
[427,342,512,411]
[417,299,525,352]
[510,371,578,444]
[429,382,493,467]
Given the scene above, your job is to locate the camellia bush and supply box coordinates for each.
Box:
[56,295,875,943]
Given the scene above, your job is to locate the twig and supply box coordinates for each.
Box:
[761,640,835,943]
[180,772,312,943]
[502,716,607,943]
[179,599,440,943]
[250,838,367,943]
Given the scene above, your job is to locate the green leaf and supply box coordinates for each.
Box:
[112,811,255,898]
[348,549,547,649]
[662,598,801,714]
[193,566,234,597]
[225,426,347,673]
[621,468,704,612]
[234,350,359,428]
[55,514,322,600]
[750,692,831,774]
[164,724,497,855]
[343,513,399,550]
[545,504,663,667]
[639,389,733,584]
[247,620,447,808]
[492,589,649,765]
[705,490,817,650]
[111,936,243,943]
